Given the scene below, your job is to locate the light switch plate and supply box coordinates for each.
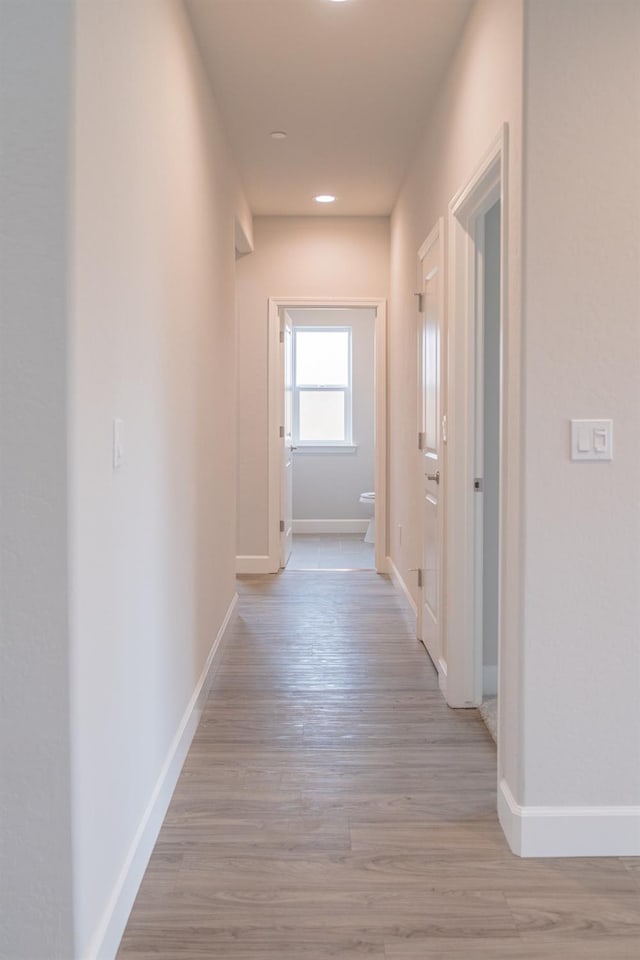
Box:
[570,419,613,461]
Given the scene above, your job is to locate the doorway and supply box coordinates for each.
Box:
[284,307,376,571]
[477,198,501,740]
[444,127,506,735]
[268,298,387,574]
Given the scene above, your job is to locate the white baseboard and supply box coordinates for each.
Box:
[498,778,640,858]
[292,519,369,534]
[89,593,239,960]
[386,558,450,696]
[483,664,498,696]
[386,556,418,619]
[236,554,276,574]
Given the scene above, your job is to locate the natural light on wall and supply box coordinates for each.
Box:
[294,328,352,444]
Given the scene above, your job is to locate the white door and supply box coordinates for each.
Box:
[280,311,294,567]
[417,226,444,670]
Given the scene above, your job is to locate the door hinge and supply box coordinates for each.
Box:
[417,569,423,588]
[414,292,424,312]
[279,425,284,438]
[418,431,425,451]
[474,478,483,492]
[279,330,284,343]
[280,520,285,533]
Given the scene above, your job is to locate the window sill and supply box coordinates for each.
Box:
[294,444,358,455]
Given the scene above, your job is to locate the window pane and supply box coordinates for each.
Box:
[299,391,345,442]
[295,330,349,386]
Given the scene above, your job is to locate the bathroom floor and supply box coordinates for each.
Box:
[287,533,375,570]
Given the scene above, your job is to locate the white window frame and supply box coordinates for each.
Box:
[292,325,353,449]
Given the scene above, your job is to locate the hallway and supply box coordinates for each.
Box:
[118,572,639,959]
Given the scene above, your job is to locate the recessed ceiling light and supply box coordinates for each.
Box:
[314,194,336,203]
[270,131,287,140]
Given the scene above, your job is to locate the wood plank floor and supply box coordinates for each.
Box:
[118,572,640,959]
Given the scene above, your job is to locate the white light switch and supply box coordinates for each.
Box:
[570,419,613,461]
[577,426,591,453]
[113,418,124,470]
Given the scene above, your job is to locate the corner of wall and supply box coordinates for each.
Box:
[234,197,254,257]
[499,779,640,858]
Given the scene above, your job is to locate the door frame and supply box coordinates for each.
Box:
[416,218,445,674]
[445,125,507,708]
[267,297,387,573]
[279,311,294,569]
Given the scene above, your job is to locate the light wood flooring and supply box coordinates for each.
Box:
[118,571,640,959]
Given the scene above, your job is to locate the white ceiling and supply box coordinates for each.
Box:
[186,0,474,216]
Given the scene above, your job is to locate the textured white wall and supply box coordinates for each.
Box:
[0,4,75,957]
[290,308,375,522]
[236,217,389,557]
[521,0,640,807]
[71,1,246,954]
[389,0,524,795]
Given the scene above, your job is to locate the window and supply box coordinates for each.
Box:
[293,327,352,446]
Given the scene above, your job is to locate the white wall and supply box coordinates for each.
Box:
[290,308,375,525]
[389,0,524,794]
[236,217,389,559]
[70,1,247,956]
[1,2,248,952]
[0,4,75,957]
[391,0,640,849]
[520,0,640,809]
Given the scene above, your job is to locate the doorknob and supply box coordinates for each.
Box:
[427,470,440,484]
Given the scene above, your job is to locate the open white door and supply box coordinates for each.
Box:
[417,222,444,675]
[280,311,293,568]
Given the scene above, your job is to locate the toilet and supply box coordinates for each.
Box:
[359,491,376,544]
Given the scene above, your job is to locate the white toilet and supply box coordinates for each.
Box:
[359,491,376,544]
